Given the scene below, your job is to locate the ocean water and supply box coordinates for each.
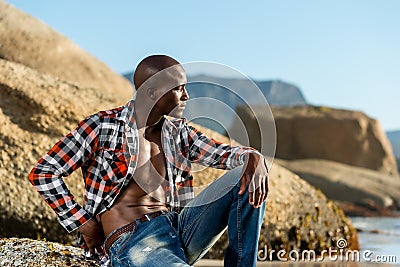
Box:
[349,217,400,265]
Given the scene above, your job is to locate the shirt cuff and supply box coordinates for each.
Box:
[238,149,264,165]
[56,202,92,233]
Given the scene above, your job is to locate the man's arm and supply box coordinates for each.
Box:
[185,125,269,207]
[28,115,104,253]
[185,125,262,168]
[29,115,99,230]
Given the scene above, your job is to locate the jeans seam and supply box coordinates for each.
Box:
[236,192,242,267]
[181,204,209,237]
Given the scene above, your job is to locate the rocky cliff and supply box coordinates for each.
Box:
[272,106,398,175]
[233,105,398,175]
[231,105,400,215]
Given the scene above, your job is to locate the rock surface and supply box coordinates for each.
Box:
[276,159,400,216]
[0,238,98,267]
[233,105,398,175]
[0,1,134,101]
[273,106,398,175]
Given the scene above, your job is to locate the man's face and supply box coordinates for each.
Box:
[153,66,189,118]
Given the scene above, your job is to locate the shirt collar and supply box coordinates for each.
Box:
[118,99,136,129]
[163,116,179,132]
[118,99,181,132]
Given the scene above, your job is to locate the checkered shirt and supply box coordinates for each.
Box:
[28,100,259,245]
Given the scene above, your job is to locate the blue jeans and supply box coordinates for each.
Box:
[108,166,266,267]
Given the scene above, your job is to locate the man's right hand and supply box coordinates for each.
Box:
[78,218,105,255]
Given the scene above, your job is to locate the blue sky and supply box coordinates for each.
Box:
[6,1,400,131]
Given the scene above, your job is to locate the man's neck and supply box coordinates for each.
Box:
[133,100,163,129]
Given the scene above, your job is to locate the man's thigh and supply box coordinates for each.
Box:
[178,166,243,264]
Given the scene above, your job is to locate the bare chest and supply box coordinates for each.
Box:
[134,128,166,179]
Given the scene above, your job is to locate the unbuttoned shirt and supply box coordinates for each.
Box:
[28,100,260,247]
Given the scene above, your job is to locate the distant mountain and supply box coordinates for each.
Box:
[186,74,307,106]
[387,130,400,158]
[123,73,306,106]
[122,72,307,134]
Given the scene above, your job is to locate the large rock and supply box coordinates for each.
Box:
[276,158,400,216]
[233,105,398,175]
[0,1,133,101]
[273,106,398,175]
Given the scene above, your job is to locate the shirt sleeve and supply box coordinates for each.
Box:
[185,125,263,169]
[28,114,100,233]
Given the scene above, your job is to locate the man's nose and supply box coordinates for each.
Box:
[182,88,189,101]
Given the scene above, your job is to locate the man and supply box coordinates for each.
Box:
[29,55,269,267]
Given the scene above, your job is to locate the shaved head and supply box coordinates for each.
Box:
[133,55,183,90]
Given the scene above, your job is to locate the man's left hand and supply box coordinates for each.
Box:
[238,153,269,208]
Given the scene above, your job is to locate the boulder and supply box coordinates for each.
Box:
[0,1,133,101]
[276,158,400,216]
[233,105,398,175]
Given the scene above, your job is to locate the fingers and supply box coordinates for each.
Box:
[83,234,104,256]
[88,244,96,255]
[248,178,256,205]
[95,244,105,255]
[257,175,266,207]
[250,175,268,208]
[87,240,104,256]
[240,171,269,208]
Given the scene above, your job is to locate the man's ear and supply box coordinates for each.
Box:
[147,88,156,100]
